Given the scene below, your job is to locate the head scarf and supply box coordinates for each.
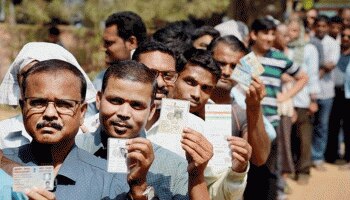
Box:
[0,42,96,105]
[214,20,243,41]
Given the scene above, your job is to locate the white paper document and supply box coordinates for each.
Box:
[148,98,190,158]
[13,166,54,192]
[204,104,232,173]
[107,138,128,173]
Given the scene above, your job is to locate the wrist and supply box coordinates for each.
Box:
[129,182,148,200]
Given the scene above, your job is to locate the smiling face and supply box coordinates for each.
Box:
[315,20,329,40]
[173,63,216,115]
[251,29,276,54]
[212,42,245,91]
[22,70,86,145]
[97,77,155,138]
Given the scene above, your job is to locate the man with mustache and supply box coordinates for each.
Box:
[2,59,136,199]
[77,60,213,199]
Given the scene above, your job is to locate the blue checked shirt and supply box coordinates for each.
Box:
[76,127,189,200]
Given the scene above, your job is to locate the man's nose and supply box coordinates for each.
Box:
[116,103,131,120]
[221,65,232,77]
[42,102,59,120]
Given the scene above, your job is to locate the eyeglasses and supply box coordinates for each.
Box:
[23,97,82,116]
[151,69,178,84]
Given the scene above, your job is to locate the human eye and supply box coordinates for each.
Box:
[184,77,197,86]
[202,85,214,93]
[29,98,47,108]
[108,97,124,105]
[130,101,146,110]
[55,99,76,109]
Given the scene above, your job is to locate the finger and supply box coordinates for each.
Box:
[181,143,209,166]
[127,138,153,149]
[127,151,152,166]
[35,188,56,200]
[182,131,212,152]
[181,138,210,161]
[232,152,247,163]
[25,188,46,200]
[127,142,153,156]
[229,145,249,157]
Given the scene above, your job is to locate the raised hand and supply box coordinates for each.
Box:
[227,136,252,173]
[181,127,213,176]
[25,187,56,200]
[246,76,266,108]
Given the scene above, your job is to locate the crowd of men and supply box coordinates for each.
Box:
[0,7,349,200]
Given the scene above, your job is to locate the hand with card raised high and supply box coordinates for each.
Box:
[25,187,56,200]
[126,137,154,200]
[227,136,252,173]
[245,76,266,109]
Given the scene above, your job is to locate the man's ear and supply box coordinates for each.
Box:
[96,91,102,111]
[126,36,138,51]
[148,103,157,121]
[79,103,88,125]
[250,31,257,41]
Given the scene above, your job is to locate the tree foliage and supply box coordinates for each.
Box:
[13,0,230,28]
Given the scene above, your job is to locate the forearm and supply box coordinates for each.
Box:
[189,174,210,200]
[246,106,270,166]
[285,73,308,99]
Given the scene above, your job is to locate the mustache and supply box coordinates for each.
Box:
[111,120,132,129]
[36,121,63,131]
[156,88,168,95]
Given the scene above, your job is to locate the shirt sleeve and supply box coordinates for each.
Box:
[305,44,321,95]
[206,164,249,200]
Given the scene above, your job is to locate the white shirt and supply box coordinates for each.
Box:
[318,35,340,99]
[288,43,320,108]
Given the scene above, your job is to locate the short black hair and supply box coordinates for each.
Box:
[330,16,343,24]
[177,48,221,81]
[208,35,248,54]
[251,17,277,33]
[105,11,147,44]
[21,59,87,101]
[132,40,176,62]
[315,15,330,24]
[48,26,60,36]
[102,60,157,103]
[191,26,220,41]
[152,21,194,56]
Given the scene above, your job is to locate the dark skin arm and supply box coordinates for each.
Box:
[243,76,270,166]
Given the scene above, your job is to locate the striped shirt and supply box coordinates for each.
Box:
[258,49,300,127]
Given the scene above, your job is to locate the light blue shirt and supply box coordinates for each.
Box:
[3,144,129,200]
[0,169,27,200]
[76,127,189,200]
[230,86,277,141]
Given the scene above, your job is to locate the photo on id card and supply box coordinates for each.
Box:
[107,138,128,173]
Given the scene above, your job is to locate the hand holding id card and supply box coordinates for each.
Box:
[231,52,265,90]
[107,138,128,173]
[13,166,54,192]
